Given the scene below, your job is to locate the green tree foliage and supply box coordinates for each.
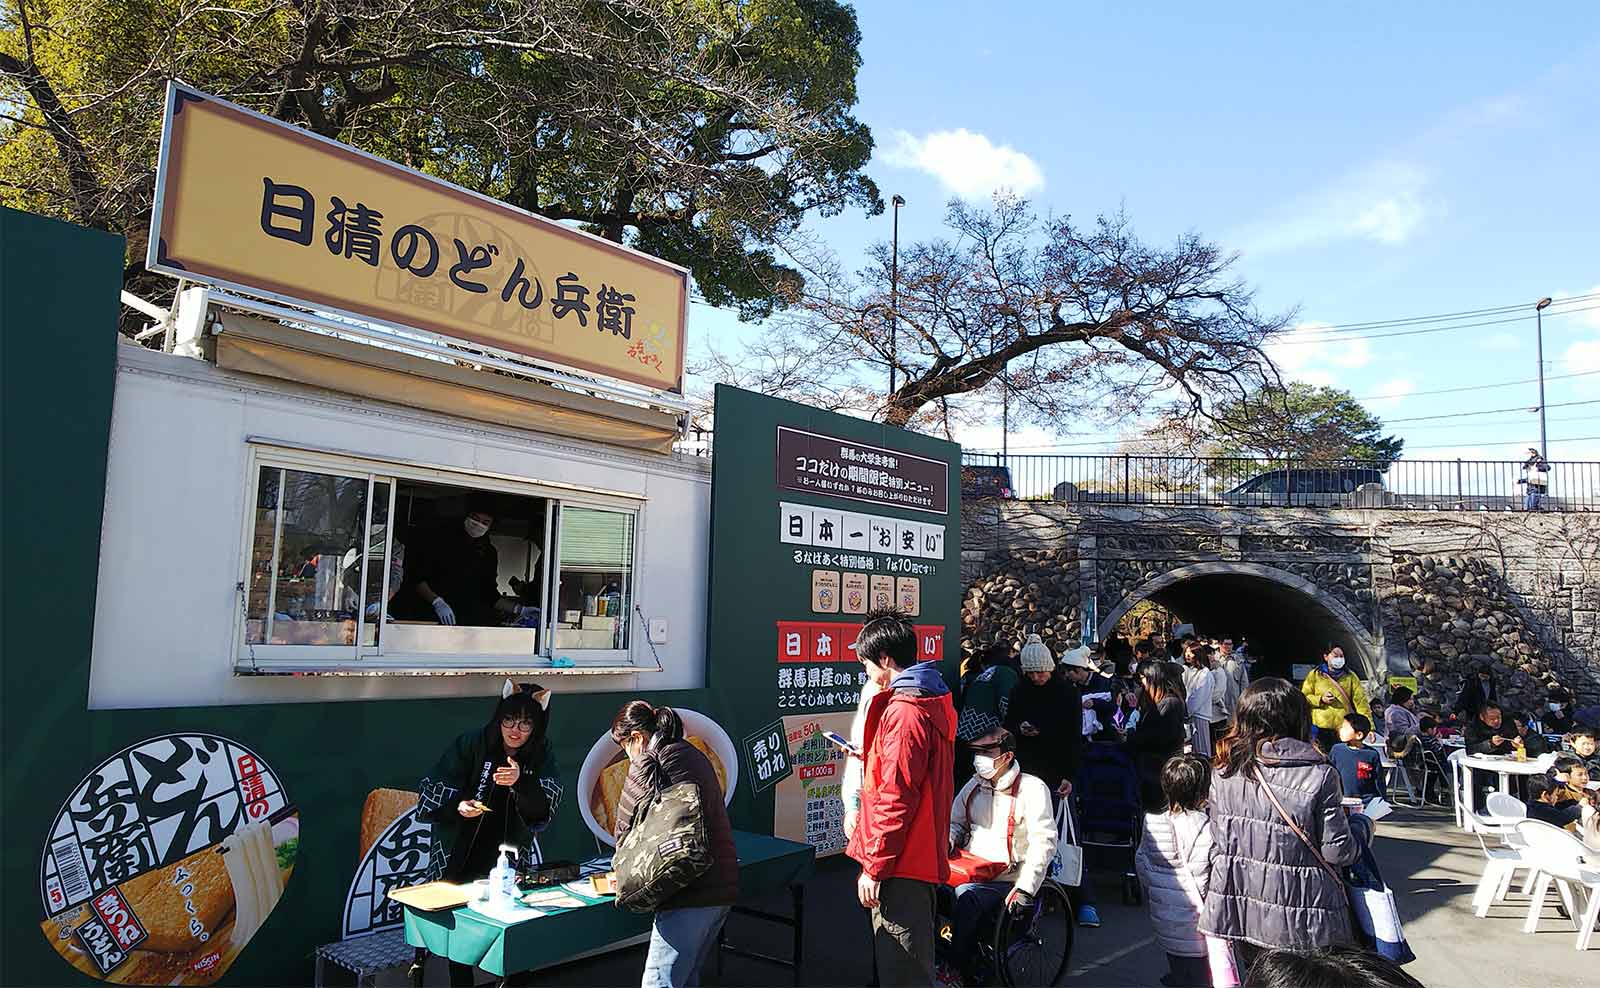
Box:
[1198,382,1404,464]
[1,0,879,323]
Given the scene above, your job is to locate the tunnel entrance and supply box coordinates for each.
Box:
[1098,563,1375,682]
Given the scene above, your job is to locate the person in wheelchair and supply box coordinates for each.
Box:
[946,727,1058,985]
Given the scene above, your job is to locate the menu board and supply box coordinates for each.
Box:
[706,385,961,855]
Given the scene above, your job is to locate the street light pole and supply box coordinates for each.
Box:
[889,195,904,401]
[1536,296,1552,458]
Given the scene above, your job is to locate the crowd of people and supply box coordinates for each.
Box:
[844,613,1433,988]
[414,617,1598,988]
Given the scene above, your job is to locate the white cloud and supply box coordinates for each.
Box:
[1481,331,1523,352]
[1563,338,1600,375]
[880,129,1044,200]
[1366,377,1416,413]
[1552,285,1600,332]
[1234,160,1431,256]
[1266,322,1374,388]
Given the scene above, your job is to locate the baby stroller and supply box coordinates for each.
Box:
[1075,741,1144,905]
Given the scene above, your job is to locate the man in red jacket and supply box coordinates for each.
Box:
[847,610,957,986]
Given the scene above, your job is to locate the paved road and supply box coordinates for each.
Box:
[390,805,1593,987]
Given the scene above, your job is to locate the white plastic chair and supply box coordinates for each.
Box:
[1513,819,1600,949]
[1471,794,1534,917]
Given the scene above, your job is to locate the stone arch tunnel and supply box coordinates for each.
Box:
[1096,562,1377,680]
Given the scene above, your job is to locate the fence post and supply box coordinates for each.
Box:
[1284,457,1293,507]
[1455,459,1463,502]
[1123,454,1131,504]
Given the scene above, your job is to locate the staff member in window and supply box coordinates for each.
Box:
[418,681,562,987]
[393,500,507,626]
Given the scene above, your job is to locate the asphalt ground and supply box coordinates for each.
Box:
[372,804,1594,988]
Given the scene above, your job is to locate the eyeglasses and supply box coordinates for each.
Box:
[501,716,535,732]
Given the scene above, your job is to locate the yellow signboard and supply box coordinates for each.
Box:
[147,84,687,393]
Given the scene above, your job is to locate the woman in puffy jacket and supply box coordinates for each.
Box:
[612,701,739,988]
[1135,753,1215,988]
[1200,678,1360,972]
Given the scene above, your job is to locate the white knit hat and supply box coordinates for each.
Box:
[1057,644,1093,670]
[1019,633,1055,672]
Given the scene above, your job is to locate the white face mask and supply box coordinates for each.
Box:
[1549,702,1563,713]
[973,755,1000,780]
[1328,655,1345,671]
[464,517,490,539]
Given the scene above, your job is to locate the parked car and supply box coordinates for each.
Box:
[1222,467,1386,504]
[961,464,1014,499]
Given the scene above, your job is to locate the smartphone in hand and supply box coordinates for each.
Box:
[822,731,860,755]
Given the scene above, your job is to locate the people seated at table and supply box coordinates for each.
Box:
[610,700,739,988]
[1331,713,1387,811]
[1566,727,1600,774]
[416,681,563,988]
[1528,756,1594,832]
[1383,686,1421,742]
[1543,688,1579,734]
[1509,712,1550,758]
[945,728,1057,986]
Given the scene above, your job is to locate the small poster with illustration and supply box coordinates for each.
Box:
[896,577,921,617]
[811,570,841,613]
[869,575,895,611]
[842,573,869,615]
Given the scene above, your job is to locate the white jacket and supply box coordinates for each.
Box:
[949,762,1057,896]
[841,680,881,837]
[1135,809,1214,957]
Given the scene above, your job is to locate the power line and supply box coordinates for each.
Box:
[1355,367,1600,401]
[1273,302,1600,345]
[1382,397,1600,424]
[1290,292,1600,334]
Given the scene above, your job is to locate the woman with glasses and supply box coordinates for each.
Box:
[417,681,563,986]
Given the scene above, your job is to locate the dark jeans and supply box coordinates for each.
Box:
[950,881,1009,980]
[872,877,937,988]
[1167,952,1212,987]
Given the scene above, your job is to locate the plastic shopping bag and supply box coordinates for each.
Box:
[1047,799,1083,887]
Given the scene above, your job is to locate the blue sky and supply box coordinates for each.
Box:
[693,2,1600,464]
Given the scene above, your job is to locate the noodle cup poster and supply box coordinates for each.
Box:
[37,734,298,985]
[707,385,961,851]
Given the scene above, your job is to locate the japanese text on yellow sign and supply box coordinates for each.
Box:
[148,84,687,393]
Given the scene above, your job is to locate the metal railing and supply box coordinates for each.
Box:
[959,453,1600,511]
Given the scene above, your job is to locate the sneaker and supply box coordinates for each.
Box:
[1076,904,1101,927]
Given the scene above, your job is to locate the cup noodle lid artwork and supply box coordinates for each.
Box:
[38,733,298,985]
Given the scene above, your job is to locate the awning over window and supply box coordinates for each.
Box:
[209,312,680,454]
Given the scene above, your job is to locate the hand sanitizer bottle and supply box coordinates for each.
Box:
[489,845,517,907]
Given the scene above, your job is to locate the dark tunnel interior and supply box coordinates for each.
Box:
[1122,573,1369,680]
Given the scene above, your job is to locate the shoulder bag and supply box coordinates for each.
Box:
[612,780,713,913]
[1252,769,1414,964]
[947,778,1019,886]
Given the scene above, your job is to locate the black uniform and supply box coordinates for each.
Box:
[392,522,500,625]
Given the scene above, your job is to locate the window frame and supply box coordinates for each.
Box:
[234,442,645,675]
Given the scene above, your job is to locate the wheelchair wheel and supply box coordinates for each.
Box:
[993,880,1073,987]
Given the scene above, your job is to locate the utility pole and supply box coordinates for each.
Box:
[1536,296,1552,458]
[889,195,905,401]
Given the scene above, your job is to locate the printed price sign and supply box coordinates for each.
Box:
[741,720,794,794]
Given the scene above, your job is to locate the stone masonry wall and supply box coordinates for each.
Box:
[960,500,1600,709]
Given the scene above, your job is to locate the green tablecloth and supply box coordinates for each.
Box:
[403,831,816,977]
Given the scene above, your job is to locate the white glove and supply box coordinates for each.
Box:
[432,597,457,625]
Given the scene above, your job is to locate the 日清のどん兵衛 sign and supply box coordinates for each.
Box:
[147,84,687,394]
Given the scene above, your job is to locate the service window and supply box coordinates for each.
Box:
[237,447,641,674]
